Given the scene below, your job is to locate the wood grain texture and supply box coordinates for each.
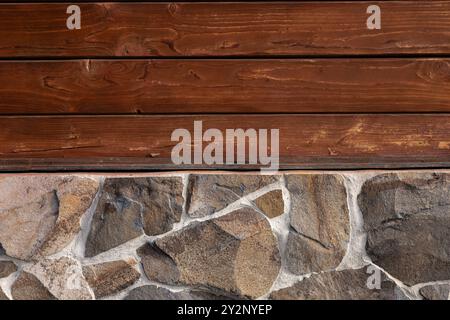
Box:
[2,59,450,114]
[1,115,450,170]
[2,2,450,57]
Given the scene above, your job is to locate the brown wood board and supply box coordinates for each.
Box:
[1,2,450,57]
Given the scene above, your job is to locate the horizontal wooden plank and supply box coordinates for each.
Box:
[2,59,450,114]
[1,115,450,170]
[1,2,450,57]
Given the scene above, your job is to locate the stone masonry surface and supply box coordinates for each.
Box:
[0,171,449,300]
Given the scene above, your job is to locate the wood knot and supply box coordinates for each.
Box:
[167,3,179,17]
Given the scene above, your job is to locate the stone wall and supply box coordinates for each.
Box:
[0,171,449,300]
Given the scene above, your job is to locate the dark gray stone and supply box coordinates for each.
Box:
[359,173,450,285]
[271,267,408,300]
[419,284,450,300]
[85,177,183,257]
[124,285,230,300]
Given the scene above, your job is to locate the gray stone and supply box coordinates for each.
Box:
[11,272,56,300]
[85,177,183,257]
[187,174,279,217]
[139,177,184,236]
[124,285,231,300]
[270,267,408,300]
[0,261,17,278]
[253,190,284,218]
[137,244,180,285]
[419,284,450,300]
[85,181,143,257]
[138,207,281,298]
[359,173,450,285]
[83,259,140,298]
[285,174,350,274]
[0,176,99,260]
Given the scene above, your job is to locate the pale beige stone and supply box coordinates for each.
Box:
[26,257,92,300]
[0,176,99,260]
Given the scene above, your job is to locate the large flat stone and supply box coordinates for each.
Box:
[270,267,407,300]
[83,259,140,298]
[187,174,279,217]
[0,176,98,260]
[359,173,450,285]
[285,174,350,274]
[138,207,281,298]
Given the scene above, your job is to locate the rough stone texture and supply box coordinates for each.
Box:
[0,189,58,261]
[85,177,183,257]
[26,257,91,300]
[138,207,281,298]
[0,287,8,300]
[0,176,98,260]
[253,190,284,218]
[83,259,140,299]
[11,272,56,300]
[0,261,17,278]
[39,177,99,256]
[124,285,231,300]
[271,268,407,300]
[359,173,450,285]
[419,284,450,300]
[85,179,143,257]
[285,174,350,274]
[139,177,184,236]
[0,171,449,300]
[137,244,180,285]
[187,174,279,217]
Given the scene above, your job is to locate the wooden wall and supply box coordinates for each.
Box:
[1,1,450,170]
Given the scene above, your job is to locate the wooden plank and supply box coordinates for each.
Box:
[1,114,450,170]
[1,2,450,57]
[2,59,450,114]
